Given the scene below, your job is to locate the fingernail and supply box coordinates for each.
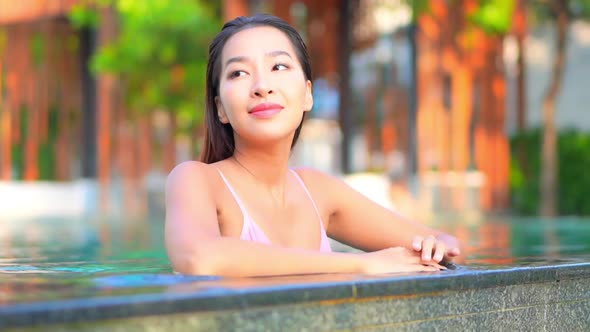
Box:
[434,254,442,261]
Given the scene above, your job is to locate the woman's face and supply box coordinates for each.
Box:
[215,26,313,145]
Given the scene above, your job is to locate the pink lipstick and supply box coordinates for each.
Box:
[249,102,284,118]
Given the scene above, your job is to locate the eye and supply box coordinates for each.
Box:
[273,63,289,71]
[229,70,247,79]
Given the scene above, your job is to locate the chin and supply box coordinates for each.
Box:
[246,128,296,145]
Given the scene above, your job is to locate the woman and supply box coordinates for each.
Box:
[165,14,461,276]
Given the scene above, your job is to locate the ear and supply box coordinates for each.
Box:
[303,80,313,112]
[215,96,229,124]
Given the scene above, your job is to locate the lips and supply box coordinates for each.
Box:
[249,102,284,118]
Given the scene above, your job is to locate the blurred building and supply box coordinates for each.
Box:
[1,0,536,213]
[0,1,85,181]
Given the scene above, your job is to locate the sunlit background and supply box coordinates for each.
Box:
[1,0,590,272]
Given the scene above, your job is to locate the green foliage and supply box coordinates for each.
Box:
[70,0,220,133]
[470,0,516,34]
[38,107,60,180]
[509,129,541,215]
[410,0,431,21]
[10,106,28,180]
[510,128,590,215]
[407,0,515,34]
[556,130,590,215]
[30,33,46,67]
[0,28,7,56]
[575,0,590,17]
[9,105,59,180]
[529,0,590,23]
[69,4,99,29]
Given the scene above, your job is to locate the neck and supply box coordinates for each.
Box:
[231,139,293,203]
[233,147,291,184]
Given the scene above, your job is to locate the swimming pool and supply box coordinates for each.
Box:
[1,215,589,330]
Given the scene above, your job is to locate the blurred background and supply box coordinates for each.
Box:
[0,0,589,263]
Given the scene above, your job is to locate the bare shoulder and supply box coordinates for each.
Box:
[293,168,383,214]
[167,160,210,184]
[292,167,338,186]
[292,167,350,208]
[166,161,220,202]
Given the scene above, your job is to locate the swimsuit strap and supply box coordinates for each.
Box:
[216,169,252,221]
[290,169,326,231]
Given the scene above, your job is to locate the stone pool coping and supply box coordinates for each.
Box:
[1,262,589,329]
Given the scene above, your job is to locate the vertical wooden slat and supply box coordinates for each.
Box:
[11,27,22,145]
[138,115,152,177]
[97,6,117,210]
[66,22,82,181]
[0,58,11,180]
[491,36,509,209]
[416,14,438,172]
[38,19,50,143]
[162,112,177,173]
[24,24,40,181]
[475,36,495,211]
[136,115,152,217]
[56,22,68,181]
[514,0,527,131]
[451,65,472,172]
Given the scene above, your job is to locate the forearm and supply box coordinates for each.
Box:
[172,237,363,277]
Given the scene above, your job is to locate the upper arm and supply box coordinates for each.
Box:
[298,168,441,252]
[165,161,220,268]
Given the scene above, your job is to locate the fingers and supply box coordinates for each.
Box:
[421,235,436,262]
[442,247,461,263]
[413,235,461,263]
[448,247,461,256]
[412,236,423,252]
[365,247,451,274]
[436,234,462,259]
[384,247,450,271]
[433,241,446,262]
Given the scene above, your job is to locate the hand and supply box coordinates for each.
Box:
[360,247,446,274]
[412,234,462,264]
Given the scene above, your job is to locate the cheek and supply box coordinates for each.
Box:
[278,74,306,99]
[219,82,245,109]
[287,83,308,106]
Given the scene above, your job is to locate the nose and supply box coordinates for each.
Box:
[251,72,274,97]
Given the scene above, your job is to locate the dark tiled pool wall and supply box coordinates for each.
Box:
[5,266,590,331]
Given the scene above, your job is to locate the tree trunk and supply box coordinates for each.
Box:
[540,1,569,217]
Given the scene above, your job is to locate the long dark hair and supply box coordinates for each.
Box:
[200,14,313,164]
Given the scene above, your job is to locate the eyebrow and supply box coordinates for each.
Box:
[224,50,293,67]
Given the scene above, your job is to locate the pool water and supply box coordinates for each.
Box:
[0,214,589,305]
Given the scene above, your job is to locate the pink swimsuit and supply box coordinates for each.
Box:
[217,169,332,253]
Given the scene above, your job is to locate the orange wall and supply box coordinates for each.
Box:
[0,0,78,24]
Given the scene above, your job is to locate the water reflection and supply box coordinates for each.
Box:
[0,215,588,305]
[434,216,590,266]
[1,216,589,268]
